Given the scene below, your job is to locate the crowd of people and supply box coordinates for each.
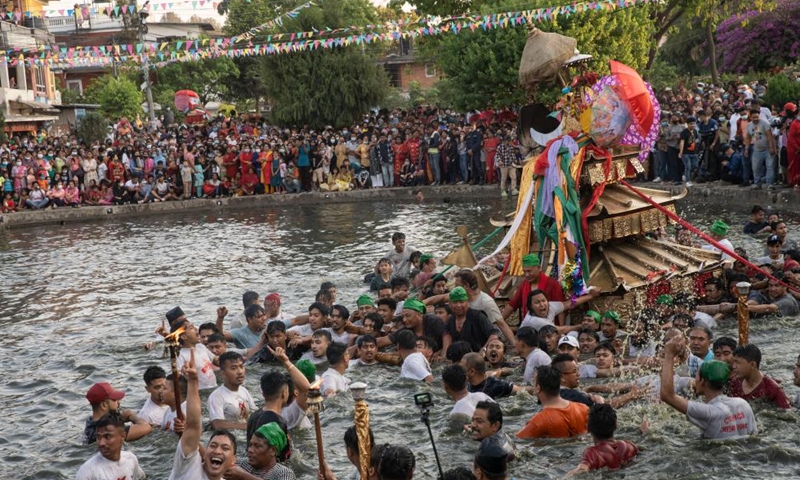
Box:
[652,80,800,189]
[74,226,800,480]
[0,107,527,213]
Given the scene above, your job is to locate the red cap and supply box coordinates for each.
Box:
[784,102,797,113]
[86,382,125,404]
[264,293,281,306]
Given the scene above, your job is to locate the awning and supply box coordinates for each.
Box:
[5,115,59,123]
[8,98,60,114]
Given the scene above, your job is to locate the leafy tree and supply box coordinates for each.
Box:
[77,112,109,144]
[85,76,143,120]
[763,74,800,108]
[153,57,239,105]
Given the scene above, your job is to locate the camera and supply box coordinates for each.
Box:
[414,392,434,409]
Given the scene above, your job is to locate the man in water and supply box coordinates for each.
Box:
[551,353,600,407]
[350,334,378,367]
[84,382,151,444]
[216,304,268,349]
[172,319,218,390]
[687,325,715,377]
[137,366,170,426]
[228,290,261,330]
[462,352,521,399]
[229,423,296,479]
[659,335,757,439]
[517,365,589,439]
[300,329,332,369]
[380,299,445,355]
[442,364,495,419]
[729,344,791,409]
[76,413,146,480]
[208,352,258,431]
[441,287,501,354]
[743,205,770,234]
[168,349,238,480]
[397,329,433,382]
[386,232,417,278]
[565,404,639,476]
[469,400,516,462]
[320,342,351,396]
[502,253,565,323]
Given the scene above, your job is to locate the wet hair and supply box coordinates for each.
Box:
[587,404,617,441]
[308,301,330,317]
[690,325,713,341]
[434,303,453,316]
[363,312,385,332]
[462,352,487,374]
[143,365,166,385]
[713,336,737,353]
[525,289,547,311]
[344,424,374,457]
[206,332,226,345]
[242,290,260,309]
[165,373,188,398]
[245,304,266,320]
[391,232,406,242]
[594,342,617,356]
[378,444,415,480]
[446,341,472,363]
[390,276,411,290]
[672,313,695,329]
[455,269,479,290]
[703,277,724,290]
[267,321,287,334]
[332,304,350,319]
[315,289,333,304]
[552,353,577,370]
[516,326,539,348]
[95,412,126,431]
[416,336,436,351]
[751,205,765,215]
[260,371,290,401]
[578,328,600,341]
[320,281,336,292]
[198,322,219,334]
[209,430,237,453]
[535,365,561,396]
[376,297,398,311]
[410,251,422,264]
[538,325,559,350]
[440,467,477,480]
[475,400,503,428]
[356,334,377,348]
[312,329,332,342]
[442,364,468,391]
[733,344,762,368]
[396,329,417,350]
[326,342,348,365]
[219,351,243,369]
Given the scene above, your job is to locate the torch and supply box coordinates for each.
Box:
[164,326,186,424]
[307,378,326,472]
[736,282,751,346]
[350,382,370,480]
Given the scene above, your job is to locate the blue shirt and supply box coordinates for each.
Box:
[688,350,715,377]
[230,326,262,349]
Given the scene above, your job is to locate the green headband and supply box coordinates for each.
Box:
[699,360,730,385]
[449,286,469,302]
[656,294,674,306]
[403,298,426,314]
[356,294,375,307]
[255,422,288,453]
[522,253,540,268]
[710,220,730,236]
[602,311,620,324]
[295,359,317,383]
[420,253,434,264]
[584,310,602,323]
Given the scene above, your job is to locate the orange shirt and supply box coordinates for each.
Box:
[516,401,588,439]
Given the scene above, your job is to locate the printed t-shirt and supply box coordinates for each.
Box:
[685,395,757,439]
[208,384,258,423]
[138,396,170,426]
[177,344,217,390]
[76,451,145,480]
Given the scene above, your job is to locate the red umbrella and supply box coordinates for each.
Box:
[174,90,200,113]
[610,60,654,137]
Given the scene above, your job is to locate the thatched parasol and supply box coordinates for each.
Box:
[518,28,577,88]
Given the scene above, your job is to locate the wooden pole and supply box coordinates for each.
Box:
[737,292,749,346]
[168,344,184,422]
[313,410,325,472]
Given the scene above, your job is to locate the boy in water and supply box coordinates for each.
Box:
[566,404,639,476]
[729,344,791,409]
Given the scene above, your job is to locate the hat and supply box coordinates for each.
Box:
[602,310,621,323]
[584,310,602,323]
[255,422,288,453]
[86,382,125,405]
[699,360,730,385]
[733,101,744,111]
[449,287,469,302]
[784,102,797,113]
[165,306,185,324]
[656,294,674,306]
[767,234,782,246]
[402,298,426,314]
[710,220,730,236]
[558,336,580,349]
[419,253,434,264]
[264,293,281,306]
[521,254,540,268]
[295,359,317,382]
[356,294,375,307]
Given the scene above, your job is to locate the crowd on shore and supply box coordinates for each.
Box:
[75,227,800,480]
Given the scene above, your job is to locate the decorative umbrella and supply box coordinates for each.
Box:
[174,90,200,113]
[609,60,654,136]
[518,28,577,87]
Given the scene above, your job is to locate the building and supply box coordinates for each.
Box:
[379,38,440,91]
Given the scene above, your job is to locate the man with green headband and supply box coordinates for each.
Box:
[700,219,735,261]
[441,287,501,354]
[378,298,446,355]
[598,311,628,348]
[579,310,602,333]
[355,294,376,319]
[660,335,757,439]
[230,422,296,479]
[503,253,565,324]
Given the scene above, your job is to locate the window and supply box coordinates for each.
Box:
[425,63,437,78]
[34,67,46,92]
[66,79,83,94]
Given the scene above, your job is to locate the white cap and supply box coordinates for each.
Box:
[558,336,580,349]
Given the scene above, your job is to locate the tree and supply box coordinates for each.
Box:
[85,76,143,120]
[77,112,109,144]
[763,74,800,108]
[154,57,239,104]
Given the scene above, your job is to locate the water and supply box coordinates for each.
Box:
[1,197,799,480]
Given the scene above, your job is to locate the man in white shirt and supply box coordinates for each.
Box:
[397,329,433,382]
[386,232,418,278]
[169,349,238,480]
[173,319,218,390]
[160,373,187,434]
[516,327,551,384]
[442,364,495,418]
[208,352,257,431]
[76,413,146,480]
[137,366,170,426]
[320,342,351,396]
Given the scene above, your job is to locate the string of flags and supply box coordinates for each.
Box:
[0,0,658,68]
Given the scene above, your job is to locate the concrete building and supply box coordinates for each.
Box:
[379,38,440,91]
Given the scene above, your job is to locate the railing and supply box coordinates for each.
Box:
[45,13,126,33]
[0,20,53,48]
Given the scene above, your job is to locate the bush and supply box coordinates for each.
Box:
[77,112,109,144]
[763,74,800,107]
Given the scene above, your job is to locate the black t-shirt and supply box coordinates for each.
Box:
[559,387,595,407]
[389,314,446,352]
[445,309,500,353]
[246,409,292,462]
[249,344,301,364]
[468,376,515,399]
[680,128,698,153]
[743,221,769,234]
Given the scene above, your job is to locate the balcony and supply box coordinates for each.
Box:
[46,13,127,34]
[0,20,53,48]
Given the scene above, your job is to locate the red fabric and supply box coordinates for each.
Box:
[728,376,791,409]
[484,137,500,183]
[508,273,565,317]
[581,440,639,471]
[788,119,800,186]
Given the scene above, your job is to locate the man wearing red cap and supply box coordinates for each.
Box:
[785,102,800,189]
[84,382,152,444]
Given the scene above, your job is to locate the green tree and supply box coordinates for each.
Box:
[763,74,800,107]
[77,112,109,144]
[85,76,143,120]
[153,57,239,105]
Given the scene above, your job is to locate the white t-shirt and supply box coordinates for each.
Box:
[161,401,188,432]
[523,349,552,384]
[400,352,432,381]
[387,245,418,278]
[208,385,257,424]
[282,400,312,430]
[177,344,217,390]
[321,368,350,395]
[686,395,757,439]
[168,442,209,480]
[451,392,495,418]
[76,451,145,480]
[229,311,247,330]
[469,292,503,324]
[520,302,565,330]
[701,238,734,261]
[300,350,329,368]
[635,374,693,402]
[269,312,295,328]
[579,364,597,379]
[288,324,314,337]
[323,328,352,345]
[138,397,170,426]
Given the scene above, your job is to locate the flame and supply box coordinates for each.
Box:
[310,378,323,390]
[165,326,186,343]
